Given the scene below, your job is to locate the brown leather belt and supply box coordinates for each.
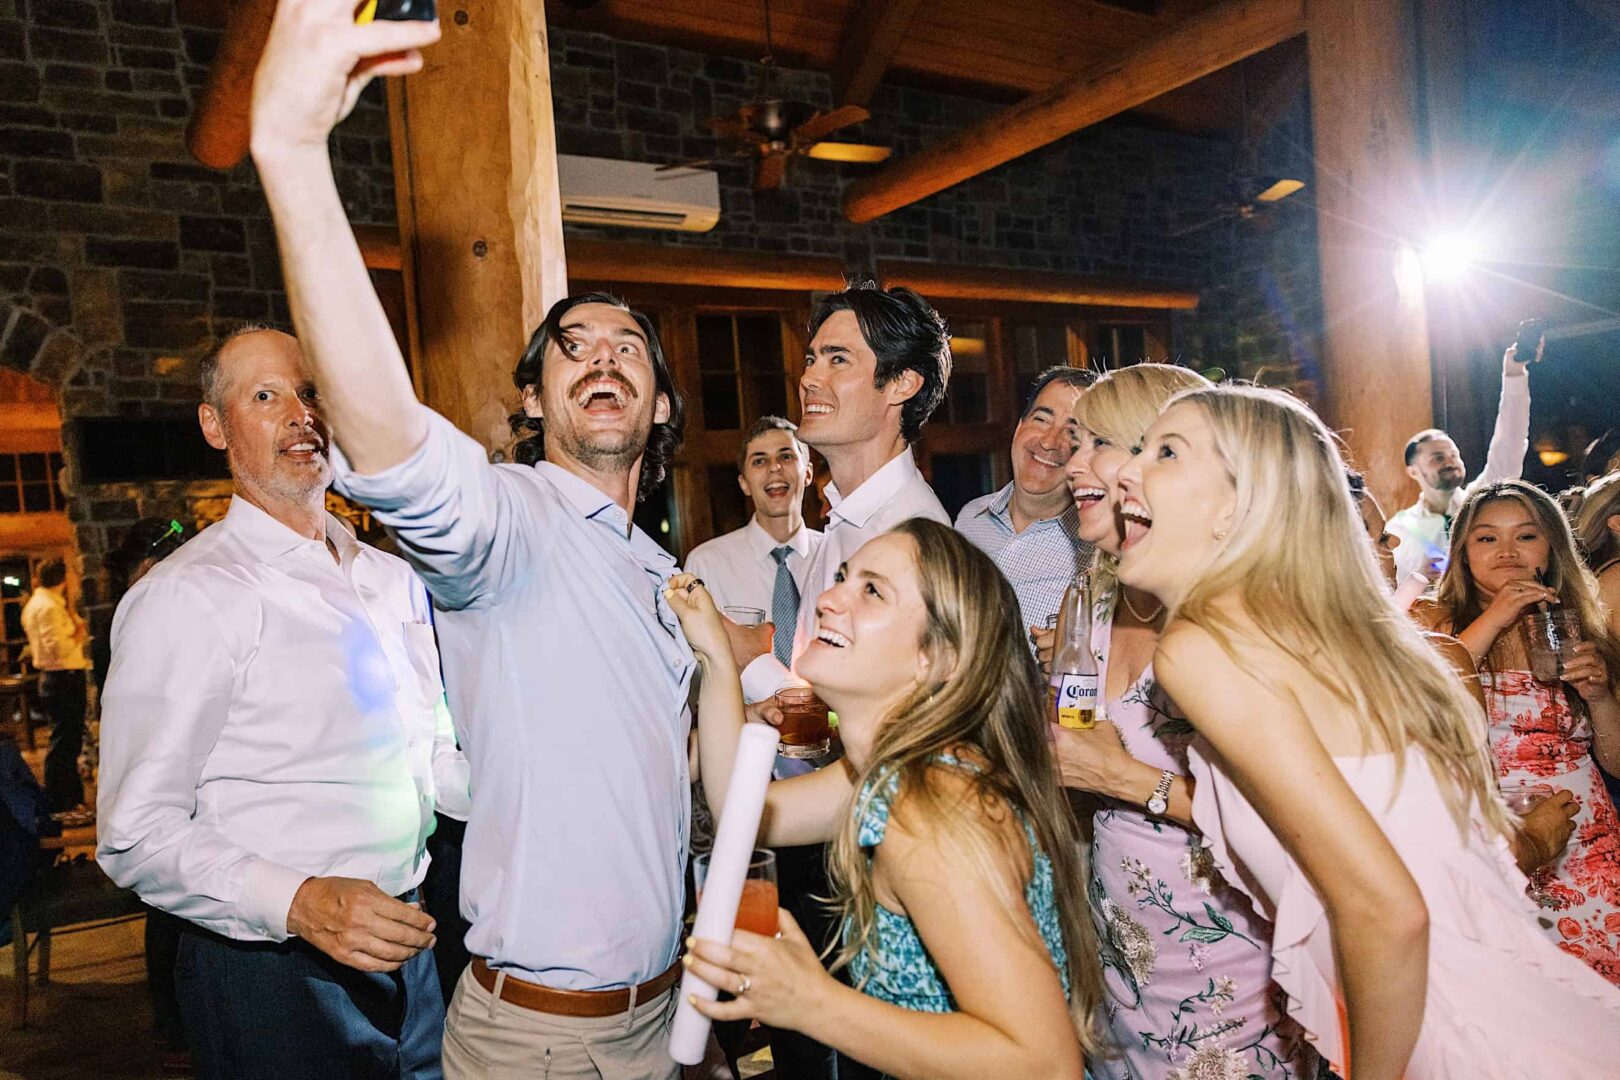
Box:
[470,957,682,1018]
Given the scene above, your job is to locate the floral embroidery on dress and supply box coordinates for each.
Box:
[1087,604,1318,1079]
[1484,669,1620,987]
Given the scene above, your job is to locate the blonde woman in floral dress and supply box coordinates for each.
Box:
[1051,367,1318,1080]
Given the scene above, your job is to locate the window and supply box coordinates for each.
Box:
[695,313,788,432]
[1010,322,1074,412]
[1092,324,1149,369]
[930,453,995,521]
[0,452,65,514]
[939,321,990,424]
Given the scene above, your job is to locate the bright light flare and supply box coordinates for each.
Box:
[1420,231,1484,283]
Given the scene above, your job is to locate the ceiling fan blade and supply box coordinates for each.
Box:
[803,142,892,164]
[656,158,727,172]
[791,104,870,145]
[1169,211,1231,239]
[754,152,787,191]
[1254,178,1305,203]
[706,115,767,144]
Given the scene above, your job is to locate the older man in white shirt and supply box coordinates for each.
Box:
[98,328,468,1080]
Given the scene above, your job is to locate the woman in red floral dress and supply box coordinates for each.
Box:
[1421,480,1620,984]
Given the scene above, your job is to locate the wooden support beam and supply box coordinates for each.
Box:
[831,0,925,107]
[388,0,569,450]
[841,0,1305,223]
[186,0,275,170]
[1307,0,1433,516]
[361,233,1199,310]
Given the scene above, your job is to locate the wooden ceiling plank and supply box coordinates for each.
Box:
[185,0,277,169]
[843,0,1305,222]
[831,0,926,106]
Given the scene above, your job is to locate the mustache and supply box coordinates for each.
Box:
[570,371,638,401]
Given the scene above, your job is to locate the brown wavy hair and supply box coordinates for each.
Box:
[826,518,1106,1052]
[508,293,685,503]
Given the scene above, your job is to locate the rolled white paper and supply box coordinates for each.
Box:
[669,722,781,1065]
[1392,571,1429,612]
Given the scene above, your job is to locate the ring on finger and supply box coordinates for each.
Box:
[737,975,751,995]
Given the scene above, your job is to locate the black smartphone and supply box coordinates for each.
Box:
[372,0,436,21]
[1514,318,1547,362]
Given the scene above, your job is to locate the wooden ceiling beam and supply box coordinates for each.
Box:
[360,230,1198,310]
[185,0,277,169]
[831,0,925,107]
[841,0,1305,223]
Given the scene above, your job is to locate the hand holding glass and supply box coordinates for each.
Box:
[693,849,779,937]
[773,686,832,758]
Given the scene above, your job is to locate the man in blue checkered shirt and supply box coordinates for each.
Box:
[955,367,1093,637]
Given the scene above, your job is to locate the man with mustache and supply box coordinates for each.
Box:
[1387,342,1533,582]
[98,326,470,1079]
[247,8,695,1077]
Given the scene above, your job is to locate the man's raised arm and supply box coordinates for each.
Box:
[249,1,442,474]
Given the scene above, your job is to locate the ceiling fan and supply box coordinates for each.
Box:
[1169,63,1306,239]
[658,1,892,191]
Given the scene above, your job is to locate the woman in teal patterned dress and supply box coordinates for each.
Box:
[669,519,1105,1079]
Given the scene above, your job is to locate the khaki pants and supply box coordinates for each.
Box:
[441,965,680,1080]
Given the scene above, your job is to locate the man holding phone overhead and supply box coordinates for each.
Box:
[248,6,696,1078]
[1387,335,1537,583]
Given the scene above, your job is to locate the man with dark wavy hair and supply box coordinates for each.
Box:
[248,9,695,1077]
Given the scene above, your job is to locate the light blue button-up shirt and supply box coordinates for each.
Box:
[955,482,1092,634]
[333,407,695,991]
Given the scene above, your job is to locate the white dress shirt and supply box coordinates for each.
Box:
[683,517,821,615]
[1387,372,1530,581]
[740,448,948,702]
[97,496,470,944]
[21,587,89,671]
[331,408,696,991]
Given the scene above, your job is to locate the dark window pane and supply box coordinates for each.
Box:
[696,314,738,374]
[0,488,18,514]
[745,373,788,425]
[17,454,45,482]
[944,374,988,424]
[949,322,990,374]
[632,475,679,556]
[22,483,51,512]
[701,373,741,431]
[706,463,751,540]
[736,316,781,376]
[0,456,16,483]
[1094,324,1148,368]
[930,453,995,520]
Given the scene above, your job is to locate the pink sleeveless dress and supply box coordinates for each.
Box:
[1188,743,1620,1078]
[1481,668,1620,983]
[1088,611,1317,1080]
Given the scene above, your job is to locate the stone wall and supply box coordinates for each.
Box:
[0,0,394,634]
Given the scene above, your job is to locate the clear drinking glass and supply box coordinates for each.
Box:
[1523,609,1582,683]
[722,606,766,627]
[692,848,779,937]
[773,686,832,758]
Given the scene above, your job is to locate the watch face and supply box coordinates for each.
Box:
[1147,796,1168,815]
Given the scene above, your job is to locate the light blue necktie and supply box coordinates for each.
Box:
[770,546,799,667]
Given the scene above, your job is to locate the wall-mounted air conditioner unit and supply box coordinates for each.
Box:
[557,155,720,233]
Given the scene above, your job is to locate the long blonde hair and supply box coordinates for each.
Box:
[1436,480,1620,678]
[1163,385,1513,840]
[1072,364,1211,593]
[1575,471,1620,574]
[827,519,1105,1052]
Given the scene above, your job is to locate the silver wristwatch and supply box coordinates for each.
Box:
[1146,769,1175,816]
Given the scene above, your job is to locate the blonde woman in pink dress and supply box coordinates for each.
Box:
[1419,479,1620,984]
[1050,366,1318,1080]
[1112,384,1620,1080]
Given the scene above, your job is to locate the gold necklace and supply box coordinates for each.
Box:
[1120,588,1164,625]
